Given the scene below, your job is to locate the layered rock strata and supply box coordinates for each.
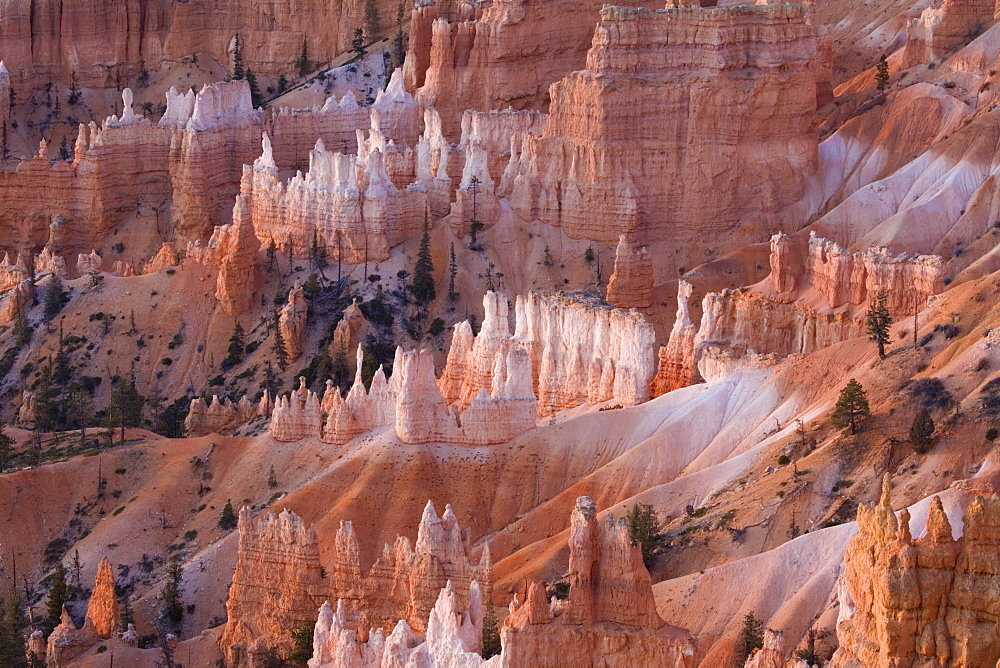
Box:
[215,196,261,316]
[86,557,122,639]
[271,291,656,443]
[655,233,946,390]
[606,234,654,309]
[267,93,369,173]
[45,607,99,667]
[244,133,427,264]
[832,478,1000,667]
[220,508,329,666]
[184,395,259,436]
[903,0,994,66]
[508,3,819,262]
[405,0,659,139]
[502,496,696,666]
[0,0,401,89]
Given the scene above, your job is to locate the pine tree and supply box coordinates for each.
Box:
[58,136,71,161]
[875,54,890,93]
[277,74,288,94]
[273,311,288,369]
[481,602,501,658]
[0,420,13,471]
[219,499,238,530]
[245,68,263,108]
[120,589,134,628]
[448,242,457,302]
[13,303,31,348]
[223,321,246,369]
[910,406,935,453]
[365,0,382,44]
[297,38,310,78]
[268,465,278,489]
[43,275,67,321]
[45,563,68,637]
[266,239,277,273]
[3,591,28,667]
[395,0,407,65]
[736,611,764,663]
[625,503,661,568]
[232,33,245,80]
[290,624,314,666]
[410,212,436,308]
[352,28,367,62]
[34,363,58,436]
[867,290,892,359]
[832,379,871,434]
[65,384,93,445]
[2,121,9,160]
[108,376,144,444]
[163,562,183,624]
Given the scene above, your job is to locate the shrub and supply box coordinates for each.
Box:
[777,455,790,466]
[160,357,172,366]
[427,318,445,337]
[910,407,935,454]
[934,323,960,340]
[987,428,998,441]
[908,378,952,411]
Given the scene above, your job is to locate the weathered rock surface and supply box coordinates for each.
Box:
[279,282,309,361]
[85,557,121,638]
[743,628,785,668]
[903,0,994,66]
[220,508,328,666]
[509,3,819,269]
[606,234,653,309]
[651,281,700,396]
[215,195,261,316]
[502,496,696,667]
[185,395,258,436]
[45,606,99,667]
[831,477,1000,667]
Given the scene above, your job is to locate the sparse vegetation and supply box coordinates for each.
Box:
[625,503,661,568]
[736,611,764,664]
[832,379,871,434]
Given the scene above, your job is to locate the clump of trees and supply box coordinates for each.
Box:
[736,611,764,663]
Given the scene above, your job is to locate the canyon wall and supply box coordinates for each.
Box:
[0,0,401,89]
[903,0,994,66]
[652,233,946,392]
[831,478,1000,667]
[507,3,819,264]
[220,508,329,666]
[404,0,652,139]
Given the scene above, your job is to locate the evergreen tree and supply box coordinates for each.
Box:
[277,74,288,94]
[910,406,935,453]
[266,239,277,273]
[410,212,436,308]
[43,275,67,321]
[45,563,68,637]
[736,611,764,664]
[34,363,59,436]
[232,33,245,80]
[795,628,821,665]
[625,503,661,568]
[65,384,93,445]
[395,0,407,65]
[297,38,310,78]
[108,376,144,444]
[0,420,13,472]
[58,136,71,161]
[273,311,288,369]
[290,624,314,666]
[2,121,8,160]
[867,290,892,359]
[3,591,28,667]
[120,588,133,628]
[13,303,32,348]
[481,602,501,658]
[268,465,278,489]
[245,68,263,108]
[163,562,183,624]
[832,379,871,434]
[447,242,457,302]
[223,321,246,369]
[875,54,890,93]
[365,0,382,44]
[351,28,367,62]
[219,499,238,530]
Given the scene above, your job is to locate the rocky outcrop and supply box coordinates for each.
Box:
[215,196,261,316]
[804,233,945,314]
[903,0,993,66]
[502,496,696,666]
[831,478,1000,667]
[86,557,121,639]
[220,508,328,666]
[744,628,785,668]
[271,378,324,442]
[1,279,33,326]
[331,300,368,375]
[0,61,9,124]
[509,4,818,268]
[166,81,263,240]
[405,0,656,139]
[308,580,492,667]
[371,70,422,148]
[185,395,258,436]
[244,133,427,264]
[606,234,653,309]
[45,606,99,667]
[651,281,700,396]
[142,242,179,274]
[267,93,369,173]
[75,250,101,275]
[279,283,309,361]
